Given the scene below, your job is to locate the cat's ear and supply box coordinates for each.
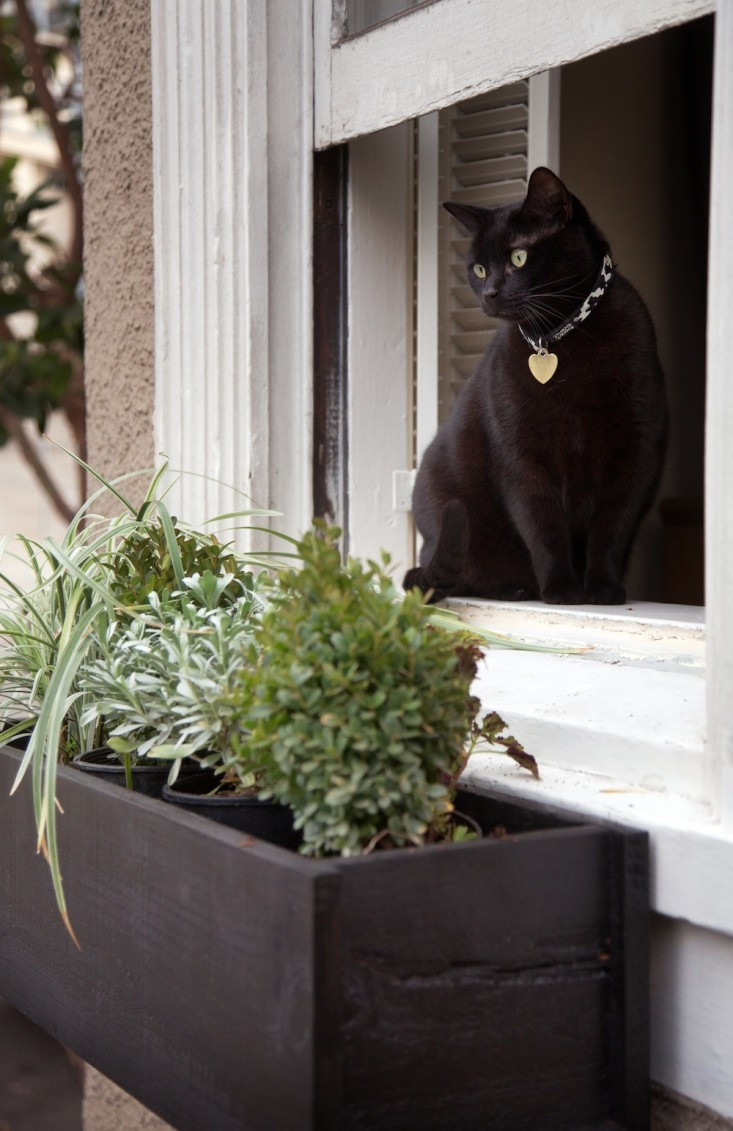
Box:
[442,201,491,235]
[521,168,572,225]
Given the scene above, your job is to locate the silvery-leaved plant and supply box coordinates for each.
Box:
[78,571,270,781]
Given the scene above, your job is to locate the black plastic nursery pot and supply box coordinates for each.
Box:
[72,746,199,797]
[0,745,648,1130]
[162,769,302,850]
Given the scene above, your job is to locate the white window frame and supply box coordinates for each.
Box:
[151,0,314,541]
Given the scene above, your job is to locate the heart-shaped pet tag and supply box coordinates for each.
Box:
[528,350,558,383]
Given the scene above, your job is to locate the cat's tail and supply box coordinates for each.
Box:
[403,498,469,603]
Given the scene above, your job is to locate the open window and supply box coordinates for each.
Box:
[314,0,733,934]
[415,20,712,605]
[328,9,712,611]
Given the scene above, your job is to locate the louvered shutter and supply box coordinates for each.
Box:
[397,75,555,535]
[437,83,529,423]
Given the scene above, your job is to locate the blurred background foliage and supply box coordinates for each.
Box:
[0,0,82,518]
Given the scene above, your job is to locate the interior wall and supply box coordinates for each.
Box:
[559,17,712,601]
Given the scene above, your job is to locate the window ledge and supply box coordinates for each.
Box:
[448,599,733,937]
[447,598,705,670]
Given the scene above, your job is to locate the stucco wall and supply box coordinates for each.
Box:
[80,4,161,1125]
[82,1067,172,1131]
[81,0,155,488]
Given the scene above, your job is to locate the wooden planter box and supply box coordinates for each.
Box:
[0,747,648,1130]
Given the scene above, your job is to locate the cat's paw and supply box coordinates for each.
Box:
[541,580,587,605]
[490,582,539,601]
[585,579,626,605]
[403,567,429,592]
[402,567,452,604]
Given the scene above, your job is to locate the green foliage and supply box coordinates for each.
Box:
[0,454,282,929]
[0,158,79,432]
[78,573,269,770]
[226,523,484,857]
[0,3,82,138]
[109,517,257,612]
[0,1,83,453]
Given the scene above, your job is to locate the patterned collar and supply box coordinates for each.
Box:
[518,254,614,352]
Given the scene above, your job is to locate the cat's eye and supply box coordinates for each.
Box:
[510,248,528,268]
[472,263,486,279]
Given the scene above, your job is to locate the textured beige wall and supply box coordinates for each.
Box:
[81,0,155,490]
[82,1066,173,1131]
[80,2,158,1118]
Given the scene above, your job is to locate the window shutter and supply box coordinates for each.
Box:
[437,82,529,423]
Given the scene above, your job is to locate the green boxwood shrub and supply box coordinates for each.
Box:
[228,524,484,856]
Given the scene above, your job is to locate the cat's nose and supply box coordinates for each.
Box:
[484,282,499,299]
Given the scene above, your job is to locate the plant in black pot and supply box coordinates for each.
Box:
[0,452,286,926]
[75,531,273,792]
[221,522,538,857]
[75,570,300,841]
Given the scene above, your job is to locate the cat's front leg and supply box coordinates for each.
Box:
[503,481,584,604]
[541,574,587,605]
[583,490,644,605]
[584,544,628,605]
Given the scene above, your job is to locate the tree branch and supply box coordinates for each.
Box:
[14,0,83,281]
[0,407,75,523]
[0,316,77,523]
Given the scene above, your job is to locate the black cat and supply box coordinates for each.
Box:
[403,167,668,606]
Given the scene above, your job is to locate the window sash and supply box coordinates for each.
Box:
[314,0,715,148]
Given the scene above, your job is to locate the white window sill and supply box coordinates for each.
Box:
[448,599,733,938]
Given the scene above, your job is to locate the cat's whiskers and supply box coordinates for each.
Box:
[516,300,567,331]
[515,288,594,332]
[522,265,596,297]
[515,306,552,339]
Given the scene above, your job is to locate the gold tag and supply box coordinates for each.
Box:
[528,349,558,383]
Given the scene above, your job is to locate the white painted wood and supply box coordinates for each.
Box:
[265,0,314,541]
[392,468,416,512]
[313,1,335,183]
[151,0,183,499]
[459,598,707,798]
[152,1,268,534]
[152,0,313,546]
[527,70,561,173]
[471,646,705,790]
[651,918,733,1119]
[449,598,705,667]
[314,0,714,146]
[706,0,733,826]
[415,113,439,465]
[347,125,413,570]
